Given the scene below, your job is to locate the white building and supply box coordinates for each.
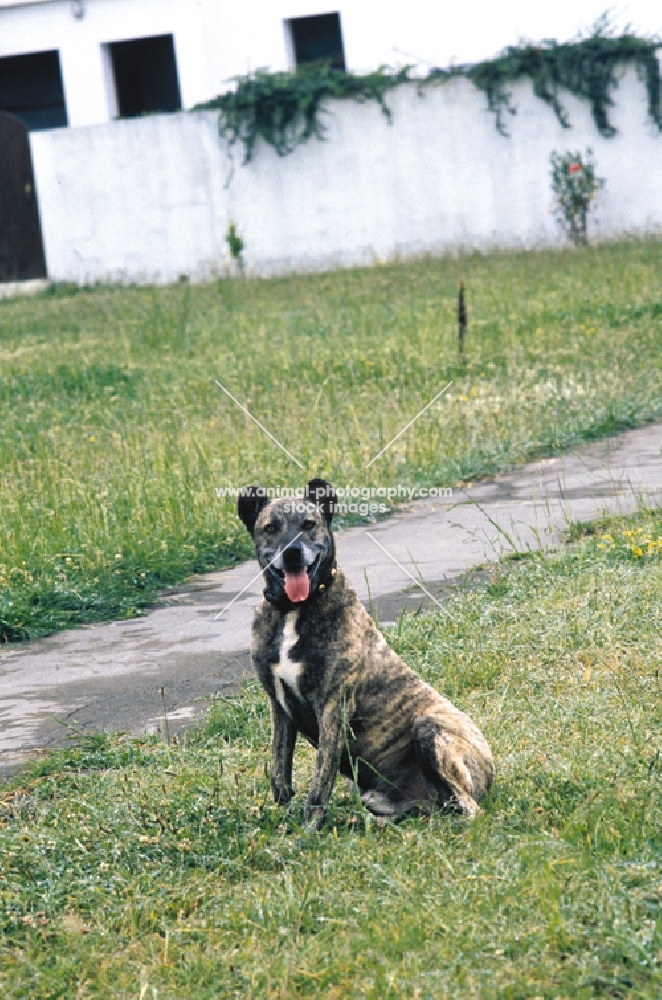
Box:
[0,0,438,131]
[1,1,661,285]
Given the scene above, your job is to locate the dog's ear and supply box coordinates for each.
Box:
[238,486,269,536]
[306,478,336,525]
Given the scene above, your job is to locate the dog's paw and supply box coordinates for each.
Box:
[449,789,479,820]
[303,803,326,832]
[272,783,295,806]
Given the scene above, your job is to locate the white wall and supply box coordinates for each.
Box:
[29,65,662,284]
[30,111,228,282]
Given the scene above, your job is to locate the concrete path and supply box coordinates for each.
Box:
[1,423,661,778]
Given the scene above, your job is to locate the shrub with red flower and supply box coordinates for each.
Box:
[550,149,605,245]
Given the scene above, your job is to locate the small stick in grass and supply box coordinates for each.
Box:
[458,278,467,355]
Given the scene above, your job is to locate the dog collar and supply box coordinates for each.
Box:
[317,564,337,593]
[316,535,338,594]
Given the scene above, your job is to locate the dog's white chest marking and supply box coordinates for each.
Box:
[274,611,302,713]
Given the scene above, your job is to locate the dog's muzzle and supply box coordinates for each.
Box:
[272,541,318,603]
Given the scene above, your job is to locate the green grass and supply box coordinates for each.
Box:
[1,508,661,998]
[1,239,662,640]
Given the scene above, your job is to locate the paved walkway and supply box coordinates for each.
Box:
[1,423,661,778]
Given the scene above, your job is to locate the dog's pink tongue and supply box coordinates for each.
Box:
[284,570,310,603]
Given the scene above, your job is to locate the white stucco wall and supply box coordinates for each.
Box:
[30,111,227,282]
[29,66,662,283]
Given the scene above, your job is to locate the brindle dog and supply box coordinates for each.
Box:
[238,479,494,830]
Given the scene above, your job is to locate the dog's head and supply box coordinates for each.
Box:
[238,478,337,607]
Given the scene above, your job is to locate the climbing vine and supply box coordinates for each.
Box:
[196,63,410,163]
[465,21,662,137]
[195,23,661,161]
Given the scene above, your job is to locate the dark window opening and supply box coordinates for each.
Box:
[109,34,182,119]
[0,50,67,131]
[289,13,346,70]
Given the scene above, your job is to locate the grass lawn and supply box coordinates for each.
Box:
[1,507,660,998]
[1,239,661,640]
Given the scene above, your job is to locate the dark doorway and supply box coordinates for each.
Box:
[0,112,47,282]
[289,12,346,70]
[109,34,182,118]
[0,50,68,131]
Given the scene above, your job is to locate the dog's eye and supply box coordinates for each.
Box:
[264,523,278,534]
[302,519,316,530]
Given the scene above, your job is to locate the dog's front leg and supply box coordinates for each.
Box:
[303,703,344,831]
[270,699,297,805]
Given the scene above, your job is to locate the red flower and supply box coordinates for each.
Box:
[568,162,582,174]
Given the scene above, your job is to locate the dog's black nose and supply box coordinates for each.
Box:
[282,543,304,570]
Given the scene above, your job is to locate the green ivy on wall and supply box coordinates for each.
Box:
[195,63,410,163]
[194,23,661,162]
[464,22,662,137]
